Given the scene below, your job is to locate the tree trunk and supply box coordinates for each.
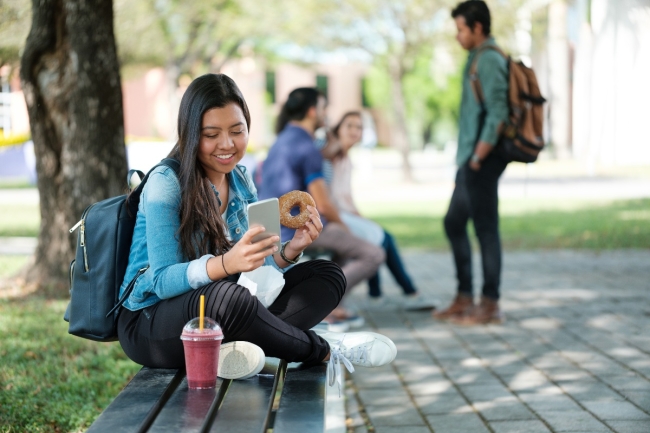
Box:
[20,0,127,296]
[388,58,413,182]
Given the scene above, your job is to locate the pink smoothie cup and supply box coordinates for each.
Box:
[180,317,223,389]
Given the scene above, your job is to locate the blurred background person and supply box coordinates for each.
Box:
[434,0,509,325]
[259,88,385,330]
[320,111,436,311]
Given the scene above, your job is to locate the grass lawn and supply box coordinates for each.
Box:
[361,197,650,250]
[0,296,141,432]
[0,259,141,432]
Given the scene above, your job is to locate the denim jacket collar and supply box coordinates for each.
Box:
[208,167,255,208]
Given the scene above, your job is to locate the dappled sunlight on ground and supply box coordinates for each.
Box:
[343,250,650,432]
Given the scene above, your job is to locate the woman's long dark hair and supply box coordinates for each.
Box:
[275,87,323,134]
[168,73,251,259]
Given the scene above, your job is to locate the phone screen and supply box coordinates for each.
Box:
[247,198,282,250]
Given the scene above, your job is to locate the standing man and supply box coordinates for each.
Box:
[433,0,509,325]
[259,87,384,328]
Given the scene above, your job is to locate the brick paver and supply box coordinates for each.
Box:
[344,250,650,433]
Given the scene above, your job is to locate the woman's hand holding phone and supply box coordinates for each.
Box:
[224,227,280,274]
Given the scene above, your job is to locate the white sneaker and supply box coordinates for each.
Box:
[217,341,265,380]
[315,330,397,391]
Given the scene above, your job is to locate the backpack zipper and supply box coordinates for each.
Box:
[69,204,95,272]
[80,223,88,271]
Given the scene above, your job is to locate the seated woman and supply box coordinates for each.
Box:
[116,74,396,385]
[320,111,435,311]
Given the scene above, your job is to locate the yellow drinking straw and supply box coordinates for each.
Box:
[199,295,205,331]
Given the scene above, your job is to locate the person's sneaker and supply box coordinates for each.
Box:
[402,294,437,312]
[315,329,397,391]
[217,341,265,380]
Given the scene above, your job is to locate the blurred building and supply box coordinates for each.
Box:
[120,59,369,152]
[1,59,372,180]
[525,0,650,165]
[570,0,650,166]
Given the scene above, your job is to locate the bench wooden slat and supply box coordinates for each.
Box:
[88,358,329,432]
[208,358,282,433]
[273,362,327,433]
[147,377,223,433]
[86,368,182,433]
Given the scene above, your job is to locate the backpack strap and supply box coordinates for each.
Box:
[469,45,509,104]
[125,158,181,216]
[127,169,145,190]
[115,158,181,313]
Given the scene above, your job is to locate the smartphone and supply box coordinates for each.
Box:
[247,198,282,250]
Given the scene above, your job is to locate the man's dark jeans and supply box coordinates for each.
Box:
[444,153,508,300]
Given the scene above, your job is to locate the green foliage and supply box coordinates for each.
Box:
[114,0,341,75]
[363,198,650,250]
[0,297,140,432]
[362,64,392,112]
[404,53,463,148]
[363,50,464,149]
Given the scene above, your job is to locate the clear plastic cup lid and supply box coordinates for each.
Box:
[180,317,224,341]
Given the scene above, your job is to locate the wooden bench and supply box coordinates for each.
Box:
[86,358,330,433]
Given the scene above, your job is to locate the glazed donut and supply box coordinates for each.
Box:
[278,190,316,229]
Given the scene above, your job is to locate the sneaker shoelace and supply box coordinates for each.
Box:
[327,336,369,396]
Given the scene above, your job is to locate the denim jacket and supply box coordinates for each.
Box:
[119,163,289,311]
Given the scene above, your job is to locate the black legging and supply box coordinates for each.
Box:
[117,259,345,369]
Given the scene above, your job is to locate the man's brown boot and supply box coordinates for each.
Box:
[450,296,503,325]
[432,294,474,321]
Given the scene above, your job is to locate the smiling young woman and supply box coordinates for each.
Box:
[114,73,397,385]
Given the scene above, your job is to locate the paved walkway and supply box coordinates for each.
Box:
[343,249,650,433]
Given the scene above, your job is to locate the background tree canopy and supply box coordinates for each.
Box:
[4,0,529,293]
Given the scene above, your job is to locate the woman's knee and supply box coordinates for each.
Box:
[370,244,386,267]
[198,280,259,328]
[304,259,346,301]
